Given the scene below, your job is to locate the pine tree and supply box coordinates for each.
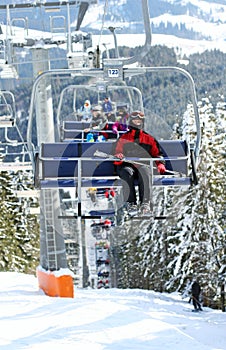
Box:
[161,98,225,305]
[0,170,39,273]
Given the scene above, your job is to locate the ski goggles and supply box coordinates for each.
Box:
[130,111,145,120]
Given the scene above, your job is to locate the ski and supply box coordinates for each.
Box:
[124,213,174,221]
[183,308,205,313]
[94,149,185,177]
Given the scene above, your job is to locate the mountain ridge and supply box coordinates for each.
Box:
[0,0,225,41]
[0,0,225,58]
[82,0,226,40]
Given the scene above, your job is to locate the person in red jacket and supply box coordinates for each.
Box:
[114,110,166,215]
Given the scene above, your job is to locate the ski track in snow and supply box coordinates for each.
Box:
[0,272,226,350]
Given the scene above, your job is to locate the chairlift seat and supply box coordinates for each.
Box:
[0,117,14,128]
[62,120,121,141]
[0,103,14,128]
[62,121,90,140]
[38,140,191,188]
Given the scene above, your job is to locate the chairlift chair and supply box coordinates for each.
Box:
[0,90,16,127]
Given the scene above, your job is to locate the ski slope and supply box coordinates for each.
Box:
[0,272,225,350]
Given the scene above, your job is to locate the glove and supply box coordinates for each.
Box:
[115,153,124,160]
[157,163,166,174]
[112,126,118,134]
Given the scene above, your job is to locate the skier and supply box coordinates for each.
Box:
[191,280,203,311]
[112,107,129,135]
[102,97,115,121]
[103,218,112,228]
[79,99,92,121]
[104,188,116,201]
[102,97,112,113]
[84,105,108,141]
[87,187,97,203]
[113,110,166,216]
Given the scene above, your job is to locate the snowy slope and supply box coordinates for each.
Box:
[80,0,226,55]
[0,272,225,350]
[81,0,226,40]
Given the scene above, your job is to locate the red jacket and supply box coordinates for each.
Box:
[114,127,164,166]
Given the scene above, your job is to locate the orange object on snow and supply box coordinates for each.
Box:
[37,268,74,298]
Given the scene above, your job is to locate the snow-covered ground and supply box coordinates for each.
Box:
[0,272,225,350]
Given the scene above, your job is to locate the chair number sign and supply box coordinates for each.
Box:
[108,69,119,78]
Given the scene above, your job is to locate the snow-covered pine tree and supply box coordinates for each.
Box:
[115,221,146,289]
[132,118,191,292]
[109,98,224,305]
[161,98,225,307]
[0,170,39,273]
[136,188,175,291]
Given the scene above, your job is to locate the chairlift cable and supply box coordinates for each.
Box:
[39,5,47,34]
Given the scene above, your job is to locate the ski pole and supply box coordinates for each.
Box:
[94,149,185,177]
[192,295,202,308]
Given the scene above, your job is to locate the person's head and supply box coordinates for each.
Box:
[92,105,103,118]
[84,99,90,107]
[116,108,128,122]
[129,110,145,129]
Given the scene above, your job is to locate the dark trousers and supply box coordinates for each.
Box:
[192,295,202,310]
[117,164,152,206]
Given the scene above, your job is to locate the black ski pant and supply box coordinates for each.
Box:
[117,164,152,206]
[192,294,202,310]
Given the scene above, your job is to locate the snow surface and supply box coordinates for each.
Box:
[0,272,226,350]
